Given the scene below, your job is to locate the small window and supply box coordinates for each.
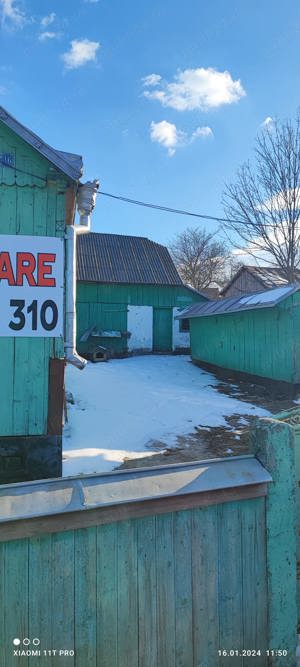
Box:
[179,318,190,332]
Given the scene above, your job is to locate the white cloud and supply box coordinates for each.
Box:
[150,120,213,156]
[142,73,162,87]
[0,0,26,28]
[84,0,100,3]
[38,30,60,41]
[143,67,246,111]
[192,126,213,140]
[0,85,7,94]
[261,116,274,130]
[41,12,55,27]
[62,38,100,70]
[150,120,184,156]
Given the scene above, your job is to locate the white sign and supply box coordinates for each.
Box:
[0,235,64,337]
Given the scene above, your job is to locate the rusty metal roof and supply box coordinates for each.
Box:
[0,105,83,181]
[177,283,300,319]
[77,232,188,286]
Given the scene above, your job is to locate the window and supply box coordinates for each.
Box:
[179,318,190,332]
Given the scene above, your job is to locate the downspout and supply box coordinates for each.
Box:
[65,179,99,369]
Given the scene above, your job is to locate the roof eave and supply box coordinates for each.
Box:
[176,283,300,319]
[0,106,83,181]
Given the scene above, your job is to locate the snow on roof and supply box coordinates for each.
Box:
[177,282,300,319]
[0,105,83,181]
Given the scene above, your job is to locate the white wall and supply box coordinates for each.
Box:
[172,307,190,350]
[127,306,153,351]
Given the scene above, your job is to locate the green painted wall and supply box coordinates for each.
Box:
[190,291,300,383]
[0,499,268,666]
[76,282,203,353]
[0,122,70,436]
[252,418,297,665]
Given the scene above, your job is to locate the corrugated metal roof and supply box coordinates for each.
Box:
[221,264,300,295]
[77,232,188,286]
[0,456,271,524]
[0,106,83,181]
[177,283,300,319]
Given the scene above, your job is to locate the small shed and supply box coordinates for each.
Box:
[221,264,300,298]
[76,232,207,356]
[0,106,85,483]
[177,283,300,385]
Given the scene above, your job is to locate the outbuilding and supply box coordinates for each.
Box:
[76,232,207,356]
[0,106,98,483]
[220,264,300,298]
[177,283,300,386]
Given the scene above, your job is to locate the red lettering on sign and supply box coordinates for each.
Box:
[0,251,15,285]
[16,253,37,286]
[37,253,56,287]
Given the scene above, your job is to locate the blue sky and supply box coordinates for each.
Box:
[1,0,300,248]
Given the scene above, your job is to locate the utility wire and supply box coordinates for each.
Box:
[98,191,284,228]
[0,158,290,229]
[99,190,244,225]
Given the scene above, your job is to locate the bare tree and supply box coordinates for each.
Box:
[223,112,300,281]
[169,227,228,290]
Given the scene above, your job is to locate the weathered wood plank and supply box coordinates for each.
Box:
[50,531,75,665]
[33,187,48,236]
[174,510,193,667]
[0,184,17,233]
[156,513,175,667]
[28,338,48,434]
[137,515,157,667]
[117,519,138,667]
[28,535,53,654]
[96,523,118,667]
[218,501,243,667]
[13,338,30,434]
[0,338,14,435]
[47,358,65,435]
[74,527,97,665]
[253,419,298,666]
[241,498,268,666]
[46,184,58,237]
[3,539,29,667]
[192,506,219,667]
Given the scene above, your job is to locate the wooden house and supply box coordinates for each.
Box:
[177,283,300,386]
[221,264,300,298]
[0,106,86,483]
[76,232,208,356]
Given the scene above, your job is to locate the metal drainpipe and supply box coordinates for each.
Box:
[65,179,99,369]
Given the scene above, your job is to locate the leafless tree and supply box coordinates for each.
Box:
[223,112,300,281]
[169,227,228,290]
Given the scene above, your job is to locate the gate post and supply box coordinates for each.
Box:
[251,418,297,666]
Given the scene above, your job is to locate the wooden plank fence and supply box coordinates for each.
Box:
[0,419,297,666]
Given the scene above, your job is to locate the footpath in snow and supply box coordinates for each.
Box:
[63,355,268,477]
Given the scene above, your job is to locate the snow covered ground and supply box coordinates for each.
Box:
[63,355,268,477]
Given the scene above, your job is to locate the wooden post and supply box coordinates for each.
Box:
[252,418,297,666]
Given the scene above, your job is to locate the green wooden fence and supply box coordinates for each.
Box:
[0,419,297,666]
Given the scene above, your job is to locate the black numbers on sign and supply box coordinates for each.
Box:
[9,300,26,330]
[40,300,58,331]
[27,300,38,330]
[9,299,58,332]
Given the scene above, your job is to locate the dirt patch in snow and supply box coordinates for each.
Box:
[119,373,297,471]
